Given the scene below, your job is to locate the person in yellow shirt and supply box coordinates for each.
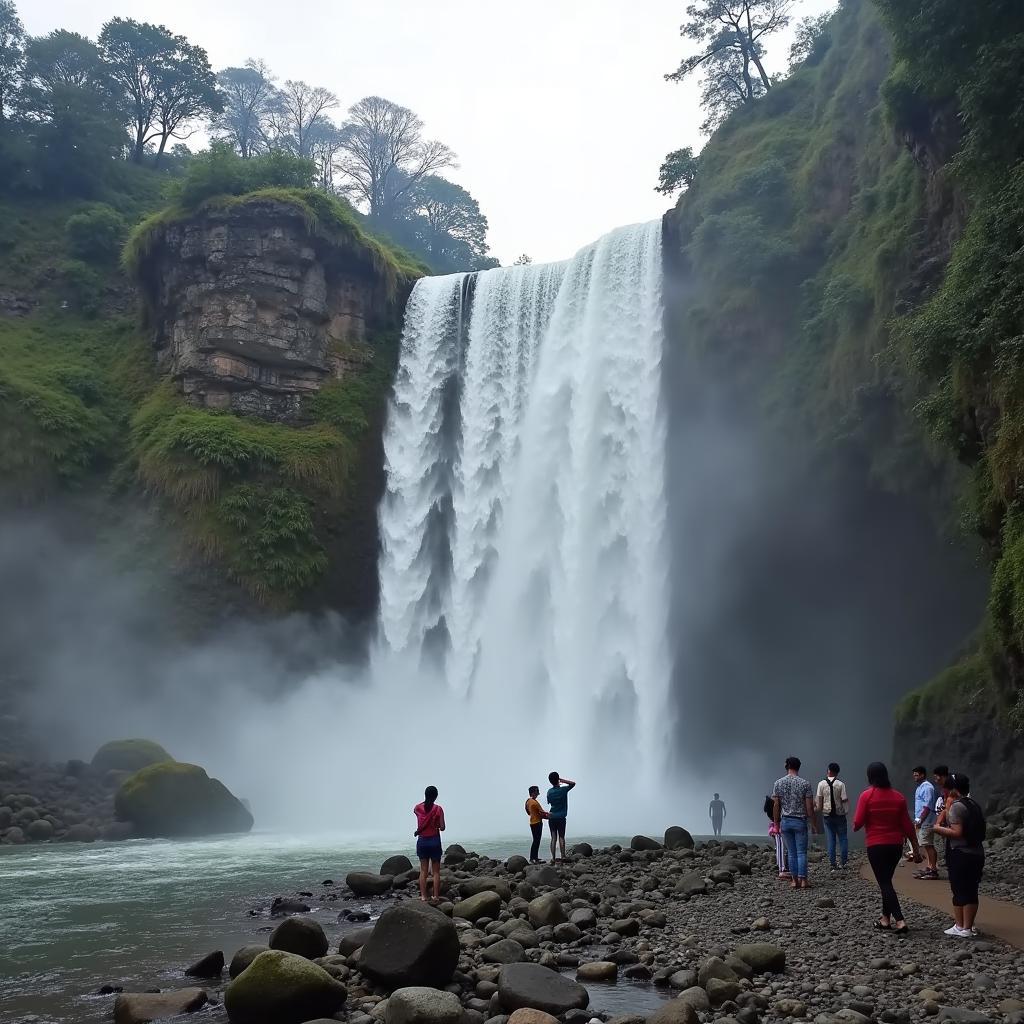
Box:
[525,786,549,863]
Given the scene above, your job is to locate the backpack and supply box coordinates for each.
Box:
[763,795,774,820]
[956,797,987,846]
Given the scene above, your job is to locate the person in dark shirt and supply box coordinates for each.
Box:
[546,771,576,863]
[709,793,726,836]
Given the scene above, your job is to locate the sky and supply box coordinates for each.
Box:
[25,0,835,265]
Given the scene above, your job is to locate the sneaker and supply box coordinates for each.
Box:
[944,924,972,937]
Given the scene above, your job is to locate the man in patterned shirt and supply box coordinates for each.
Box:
[772,756,818,889]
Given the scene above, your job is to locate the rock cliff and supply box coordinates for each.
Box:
[136,196,408,422]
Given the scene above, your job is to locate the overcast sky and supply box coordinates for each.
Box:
[25,0,835,265]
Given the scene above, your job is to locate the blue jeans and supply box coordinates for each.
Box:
[823,815,848,867]
[781,816,809,880]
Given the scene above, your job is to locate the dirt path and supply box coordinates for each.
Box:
[859,857,1024,949]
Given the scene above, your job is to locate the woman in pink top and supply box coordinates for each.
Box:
[853,761,921,933]
[414,786,446,903]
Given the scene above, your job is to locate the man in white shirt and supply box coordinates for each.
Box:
[815,762,850,870]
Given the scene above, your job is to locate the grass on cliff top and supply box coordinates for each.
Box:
[122,147,427,293]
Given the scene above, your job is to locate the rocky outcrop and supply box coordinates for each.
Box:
[137,197,409,422]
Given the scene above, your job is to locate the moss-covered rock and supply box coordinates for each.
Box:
[224,949,347,1024]
[91,739,173,774]
[115,761,253,837]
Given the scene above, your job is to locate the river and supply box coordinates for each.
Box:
[1,831,696,1024]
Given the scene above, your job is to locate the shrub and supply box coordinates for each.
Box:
[175,143,316,209]
[65,204,127,263]
[58,259,104,317]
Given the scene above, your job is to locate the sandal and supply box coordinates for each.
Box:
[893,922,909,934]
[874,918,891,930]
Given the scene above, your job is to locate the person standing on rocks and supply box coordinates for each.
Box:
[772,756,817,889]
[934,772,986,937]
[815,762,850,871]
[853,761,921,933]
[912,765,939,880]
[709,793,727,836]
[765,795,790,879]
[413,785,445,903]
[525,785,549,863]
[546,772,575,863]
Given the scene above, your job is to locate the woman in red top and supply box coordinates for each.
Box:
[853,761,922,933]
[414,786,446,903]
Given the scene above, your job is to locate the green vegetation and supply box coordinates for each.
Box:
[91,738,173,773]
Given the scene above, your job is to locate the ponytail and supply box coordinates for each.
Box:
[424,785,438,811]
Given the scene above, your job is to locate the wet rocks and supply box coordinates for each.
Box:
[527,893,567,928]
[113,988,208,1024]
[453,890,503,922]
[385,986,464,1024]
[497,963,589,1015]
[224,949,347,1024]
[664,826,695,850]
[576,960,618,981]
[184,949,225,977]
[347,872,394,897]
[229,945,265,978]
[269,917,329,959]
[360,901,459,989]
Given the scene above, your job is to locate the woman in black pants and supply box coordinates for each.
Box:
[853,762,922,932]
[934,773,985,937]
[524,786,548,864]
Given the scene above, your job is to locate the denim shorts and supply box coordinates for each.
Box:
[416,836,443,862]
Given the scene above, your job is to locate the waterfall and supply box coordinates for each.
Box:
[377,221,672,778]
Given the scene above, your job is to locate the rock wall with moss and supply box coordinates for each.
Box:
[663,0,1024,799]
[0,174,419,618]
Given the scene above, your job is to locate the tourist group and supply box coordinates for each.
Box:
[766,757,986,939]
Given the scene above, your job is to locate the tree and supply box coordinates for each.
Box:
[98,18,220,165]
[406,175,493,268]
[666,1,795,125]
[24,30,106,91]
[306,116,344,189]
[656,146,700,195]
[0,0,25,123]
[336,95,456,222]
[212,60,277,159]
[788,13,833,70]
[267,79,338,159]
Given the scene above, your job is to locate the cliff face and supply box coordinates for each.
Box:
[139,197,403,423]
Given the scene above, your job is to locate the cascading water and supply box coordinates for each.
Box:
[377,221,672,782]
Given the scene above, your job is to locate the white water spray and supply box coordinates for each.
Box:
[377,221,673,782]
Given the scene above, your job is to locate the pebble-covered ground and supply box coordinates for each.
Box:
[108,830,1024,1024]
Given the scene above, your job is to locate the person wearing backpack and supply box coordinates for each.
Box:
[815,762,850,871]
[934,772,985,937]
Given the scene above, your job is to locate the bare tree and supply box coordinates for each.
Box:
[267,79,338,159]
[335,95,456,222]
[212,59,277,158]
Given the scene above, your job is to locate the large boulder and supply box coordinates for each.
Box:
[527,894,566,928]
[675,872,707,897]
[498,963,589,1016]
[697,957,738,990]
[526,865,561,887]
[630,835,662,851]
[114,989,208,1024]
[507,1011,560,1024]
[649,999,700,1024]
[269,917,329,959]
[453,890,502,922]
[381,855,414,876]
[664,826,694,850]
[93,739,173,774]
[114,762,252,837]
[386,987,463,1024]
[229,946,265,978]
[224,950,347,1024]
[734,943,786,974]
[339,926,376,956]
[459,876,513,901]
[360,901,459,989]
[347,872,394,896]
[26,818,54,841]
[185,949,225,977]
[482,938,527,965]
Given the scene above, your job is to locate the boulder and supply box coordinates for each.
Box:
[454,890,502,922]
[508,1010,560,1024]
[26,818,54,841]
[270,917,329,959]
[381,855,413,876]
[114,989,208,1024]
[668,971,698,991]
[569,842,593,857]
[506,855,529,873]
[339,926,376,956]
[386,987,463,1024]
[664,826,694,851]
[229,946,265,978]
[526,865,561,887]
[698,957,738,989]
[707,978,742,1005]
[3,826,25,844]
[577,961,618,982]
[630,835,662,851]
[498,963,589,1015]
[675,988,711,1012]
[225,949,347,1024]
[483,939,527,965]
[271,896,310,916]
[459,876,513,901]
[93,739,173,774]
[360,901,459,989]
[114,762,252,837]
[185,949,225,977]
[63,823,99,843]
[648,998,699,1024]
[553,922,582,942]
[569,907,597,930]
[347,872,394,897]
[734,943,786,974]
[611,918,640,937]
[676,872,707,897]
[528,894,567,928]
